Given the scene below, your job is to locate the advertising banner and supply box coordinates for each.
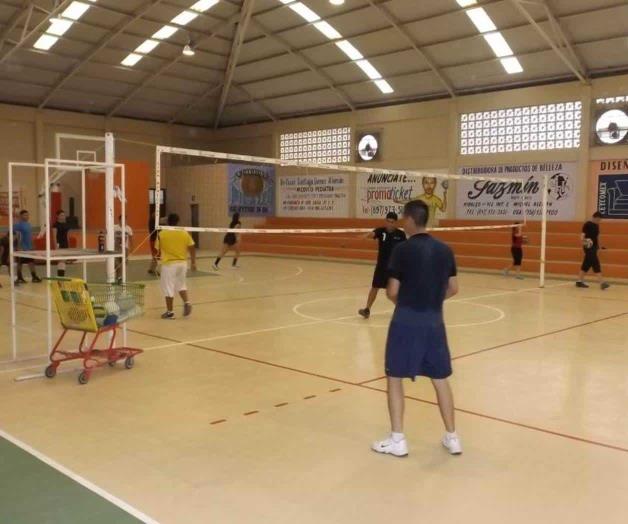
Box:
[356,172,449,226]
[456,161,577,220]
[278,173,349,217]
[591,159,628,219]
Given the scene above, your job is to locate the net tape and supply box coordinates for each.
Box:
[159,224,520,234]
[155,146,530,236]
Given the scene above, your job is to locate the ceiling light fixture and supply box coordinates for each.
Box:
[329,0,345,5]
[456,0,477,6]
[120,0,220,67]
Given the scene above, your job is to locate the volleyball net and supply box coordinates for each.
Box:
[154,146,549,286]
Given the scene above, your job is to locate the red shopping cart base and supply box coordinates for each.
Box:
[44,324,144,385]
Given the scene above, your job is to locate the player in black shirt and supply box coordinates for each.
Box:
[576,212,609,290]
[39,210,72,277]
[358,212,406,319]
[371,200,462,458]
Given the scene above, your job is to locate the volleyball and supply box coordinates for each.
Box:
[583,238,594,249]
[240,169,265,197]
[104,301,120,316]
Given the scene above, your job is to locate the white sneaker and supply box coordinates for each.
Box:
[230,264,239,270]
[442,433,463,455]
[371,437,408,457]
[212,263,219,271]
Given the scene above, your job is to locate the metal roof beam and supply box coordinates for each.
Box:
[509,0,589,84]
[0,0,74,65]
[250,18,355,112]
[168,83,223,124]
[38,0,164,109]
[232,82,278,123]
[0,1,31,53]
[364,0,456,98]
[106,10,243,118]
[214,0,257,129]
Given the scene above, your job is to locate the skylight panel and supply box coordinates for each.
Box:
[135,39,160,54]
[374,79,394,94]
[190,0,219,11]
[171,10,199,26]
[483,32,513,58]
[500,57,523,74]
[152,25,178,40]
[356,60,382,80]
[33,34,59,50]
[47,18,73,36]
[288,2,320,23]
[61,1,92,21]
[335,40,363,60]
[121,53,143,67]
[314,21,342,40]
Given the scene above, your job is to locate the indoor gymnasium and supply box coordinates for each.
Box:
[1,0,628,523]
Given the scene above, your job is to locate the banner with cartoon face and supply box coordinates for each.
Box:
[456,162,577,220]
[228,164,275,216]
[356,172,450,227]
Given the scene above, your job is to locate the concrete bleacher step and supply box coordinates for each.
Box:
[248,218,628,279]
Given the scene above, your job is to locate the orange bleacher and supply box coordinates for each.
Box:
[244,217,628,280]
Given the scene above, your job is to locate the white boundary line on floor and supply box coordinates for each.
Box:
[142,281,571,351]
[0,281,574,375]
[0,428,161,524]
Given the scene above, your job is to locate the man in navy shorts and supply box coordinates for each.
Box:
[358,212,406,319]
[372,200,462,457]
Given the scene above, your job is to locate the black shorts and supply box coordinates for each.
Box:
[511,247,523,266]
[385,308,452,380]
[372,265,389,289]
[223,233,237,246]
[581,248,601,273]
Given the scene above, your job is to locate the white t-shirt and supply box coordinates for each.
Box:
[114,224,134,250]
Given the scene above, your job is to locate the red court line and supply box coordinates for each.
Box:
[359,384,628,454]
[452,310,628,361]
[358,311,628,385]
[130,325,628,454]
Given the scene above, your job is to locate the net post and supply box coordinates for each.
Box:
[8,163,17,361]
[155,146,162,231]
[105,132,115,283]
[45,159,53,356]
[539,173,549,288]
[121,164,128,348]
[81,168,87,281]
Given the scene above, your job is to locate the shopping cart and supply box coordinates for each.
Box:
[44,278,145,385]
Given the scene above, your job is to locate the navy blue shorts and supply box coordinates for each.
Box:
[385,308,452,380]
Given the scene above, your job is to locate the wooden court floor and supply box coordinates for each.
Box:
[1,255,627,523]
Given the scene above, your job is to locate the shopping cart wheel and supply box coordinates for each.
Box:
[44,365,56,379]
[78,371,89,385]
[124,357,135,370]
